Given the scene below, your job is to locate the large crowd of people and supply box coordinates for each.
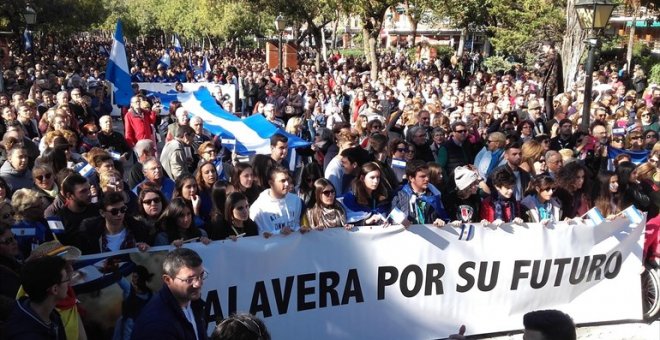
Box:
[0,34,659,339]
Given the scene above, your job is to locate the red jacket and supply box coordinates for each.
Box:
[480,195,521,222]
[124,109,156,147]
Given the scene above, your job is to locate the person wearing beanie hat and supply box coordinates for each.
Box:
[442,165,482,225]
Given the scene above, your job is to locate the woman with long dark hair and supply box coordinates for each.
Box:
[616,161,651,211]
[342,162,391,225]
[154,197,210,247]
[212,192,259,240]
[135,187,167,240]
[206,181,229,240]
[304,179,350,230]
[553,161,592,218]
[592,171,621,219]
[172,174,204,223]
[194,161,217,220]
[226,162,259,204]
[298,162,323,208]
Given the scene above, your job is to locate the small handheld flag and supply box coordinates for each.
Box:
[584,207,605,227]
[173,35,183,53]
[24,29,33,51]
[203,56,212,74]
[387,207,407,225]
[622,205,644,224]
[46,217,65,235]
[159,49,171,69]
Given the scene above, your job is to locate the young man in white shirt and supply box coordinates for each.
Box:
[249,166,302,238]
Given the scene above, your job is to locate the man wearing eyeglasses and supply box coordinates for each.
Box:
[132,248,208,340]
[76,191,150,255]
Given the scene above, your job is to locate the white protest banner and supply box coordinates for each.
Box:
[73,218,645,339]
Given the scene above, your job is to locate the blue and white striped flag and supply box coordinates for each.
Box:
[23,29,33,51]
[203,56,212,74]
[159,49,171,69]
[105,20,132,106]
[622,205,644,224]
[147,87,310,155]
[173,35,183,53]
[46,216,65,235]
[584,207,605,227]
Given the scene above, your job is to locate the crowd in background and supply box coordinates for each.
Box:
[0,35,659,339]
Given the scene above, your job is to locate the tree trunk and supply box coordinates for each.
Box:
[321,27,328,62]
[560,0,587,90]
[626,5,640,74]
[332,10,339,50]
[411,20,418,47]
[457,28,466,58]
[369,32,378,80]
[363,27,371,63]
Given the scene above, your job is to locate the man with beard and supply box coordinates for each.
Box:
[489,141,529,202]
[44,173,99,245]
[132,248,208,340]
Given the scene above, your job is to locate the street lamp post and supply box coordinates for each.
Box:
[274,13,286,74]
[23,5,37,65]
[574,0,615,132]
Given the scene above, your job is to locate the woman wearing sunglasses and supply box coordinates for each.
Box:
[135,187,167,241]
[77,191,151,255]
[521,175,562,225]
[303,179,351,230]
[10,189,54,259]
[31,163,58,204]
[155,197,210,247]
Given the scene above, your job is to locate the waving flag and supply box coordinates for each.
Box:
[159,49,171,69]
[607,146,649,165]
[105,20,132,106]
[23,29,33,51]
[148,87,310,155]
[173,35,183,53]
[203,55,212,74]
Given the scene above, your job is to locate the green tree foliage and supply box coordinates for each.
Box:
[1,0,108,34]
[488,0,564,56]
[482,55,512,73]
[434,0,564,57]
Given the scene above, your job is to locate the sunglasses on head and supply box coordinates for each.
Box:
[105,206,128,216]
